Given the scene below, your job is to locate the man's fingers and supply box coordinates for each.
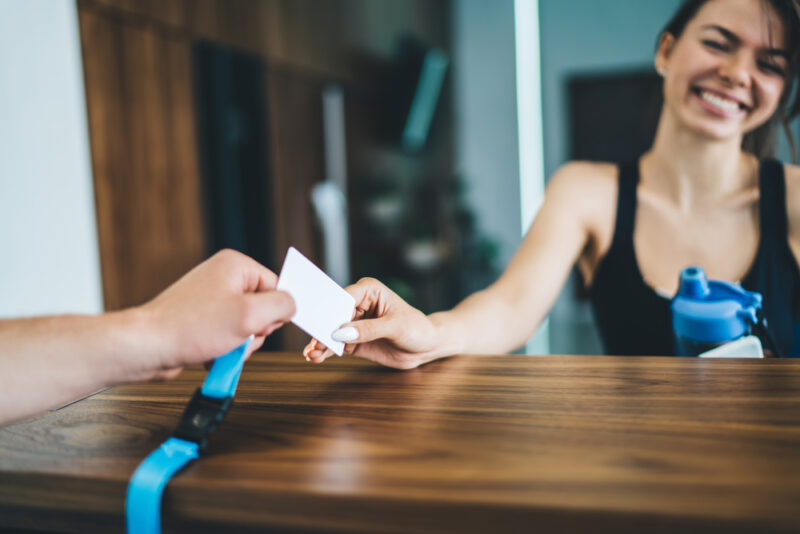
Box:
[151,366,184,381]
[242,290,295,336]
[247,260,279,292]
[246,335,266,358]
[255,268,279,292]
[212,248,278,292]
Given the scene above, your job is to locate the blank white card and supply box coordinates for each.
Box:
[276,247,355,356]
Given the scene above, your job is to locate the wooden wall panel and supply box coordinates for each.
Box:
[265,70,325,350]
[78,7,131,311]
[77,0,452,350]
[80,0,450,82]
[265,71,324,266]
[79,7,205,309]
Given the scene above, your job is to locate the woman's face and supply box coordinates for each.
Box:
[657,0,789,141]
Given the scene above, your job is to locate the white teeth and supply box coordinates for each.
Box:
[699,90,741,113]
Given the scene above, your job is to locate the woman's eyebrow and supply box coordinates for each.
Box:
[702,24,741,43]
[701,24,789,59]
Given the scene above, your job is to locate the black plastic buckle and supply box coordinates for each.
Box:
[172,388,233,452]
[753,309,783,358]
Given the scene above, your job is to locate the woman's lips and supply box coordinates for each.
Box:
[691,87,749,117]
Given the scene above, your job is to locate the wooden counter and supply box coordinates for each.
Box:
[1,352,799,533]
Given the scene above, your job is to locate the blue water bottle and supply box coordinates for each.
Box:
[671,266,763,356]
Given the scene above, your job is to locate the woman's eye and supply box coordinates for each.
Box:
[758,60,785,76]
[702,40,729,52]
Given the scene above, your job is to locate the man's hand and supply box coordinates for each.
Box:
[139,249,295,380]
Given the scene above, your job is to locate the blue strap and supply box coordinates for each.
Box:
[126,438,199,534]
[201,335,252,399]
[126,336,252,534]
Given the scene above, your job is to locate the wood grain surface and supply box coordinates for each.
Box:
[1,353,799,533]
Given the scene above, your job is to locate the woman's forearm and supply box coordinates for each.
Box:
[428,285,543,357]
[425,165,596,359]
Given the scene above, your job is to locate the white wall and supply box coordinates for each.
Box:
[0,0,102,317]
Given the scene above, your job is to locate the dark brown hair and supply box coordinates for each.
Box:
[659,0,800,161]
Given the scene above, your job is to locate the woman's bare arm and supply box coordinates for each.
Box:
[305,162,614,367]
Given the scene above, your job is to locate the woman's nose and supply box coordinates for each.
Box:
[717,52,751,88]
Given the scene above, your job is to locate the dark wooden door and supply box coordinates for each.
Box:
[79,4,206,310]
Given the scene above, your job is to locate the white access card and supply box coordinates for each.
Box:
[276,247,355,356]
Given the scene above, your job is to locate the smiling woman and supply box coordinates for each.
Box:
[657,0,800,160]
[304,0,800,366]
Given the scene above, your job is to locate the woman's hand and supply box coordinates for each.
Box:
[303,278,441,369]
[138,249,296,379]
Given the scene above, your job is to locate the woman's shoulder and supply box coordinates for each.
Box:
[783,160,800,182]
[551,160,618,180]
[547,161,619,209]
[782,161,800,201]
[543,161,620,238]
[548,160,619,193]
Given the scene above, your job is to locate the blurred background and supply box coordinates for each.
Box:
[1,0,798,353]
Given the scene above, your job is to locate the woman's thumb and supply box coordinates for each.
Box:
[332,317,394,344]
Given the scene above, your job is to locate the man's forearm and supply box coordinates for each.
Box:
[0,309,156,426]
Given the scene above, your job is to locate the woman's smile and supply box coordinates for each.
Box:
[690,86,750,118]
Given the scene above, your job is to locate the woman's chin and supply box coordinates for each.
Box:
[676,114,749,143]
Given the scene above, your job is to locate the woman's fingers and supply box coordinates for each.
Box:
[333,316,397,345]
[299,279,410,366]
[347,277,395,316]
[308,347,334,363]
[302,338,335,362]
[302,339,317,358]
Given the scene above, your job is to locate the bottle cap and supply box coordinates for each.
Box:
[671,266,761,343]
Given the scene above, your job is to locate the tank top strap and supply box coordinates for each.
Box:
[607,160,640,258]
[757,158,788,245]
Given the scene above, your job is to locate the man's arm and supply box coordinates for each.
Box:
[0,249,295,426]
[0,310,156,426]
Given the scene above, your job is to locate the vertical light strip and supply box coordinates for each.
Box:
[514,0,549,354]
[514,0,545,231]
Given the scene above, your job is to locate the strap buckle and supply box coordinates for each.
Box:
[172,388,233,452]
[753,309,783,358]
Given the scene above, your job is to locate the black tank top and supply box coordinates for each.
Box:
[589,159,800,356]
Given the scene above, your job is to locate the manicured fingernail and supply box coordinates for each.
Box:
[332,326,358,342]
[304,356,310,362]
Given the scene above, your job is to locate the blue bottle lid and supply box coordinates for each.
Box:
[671,266,762,343]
